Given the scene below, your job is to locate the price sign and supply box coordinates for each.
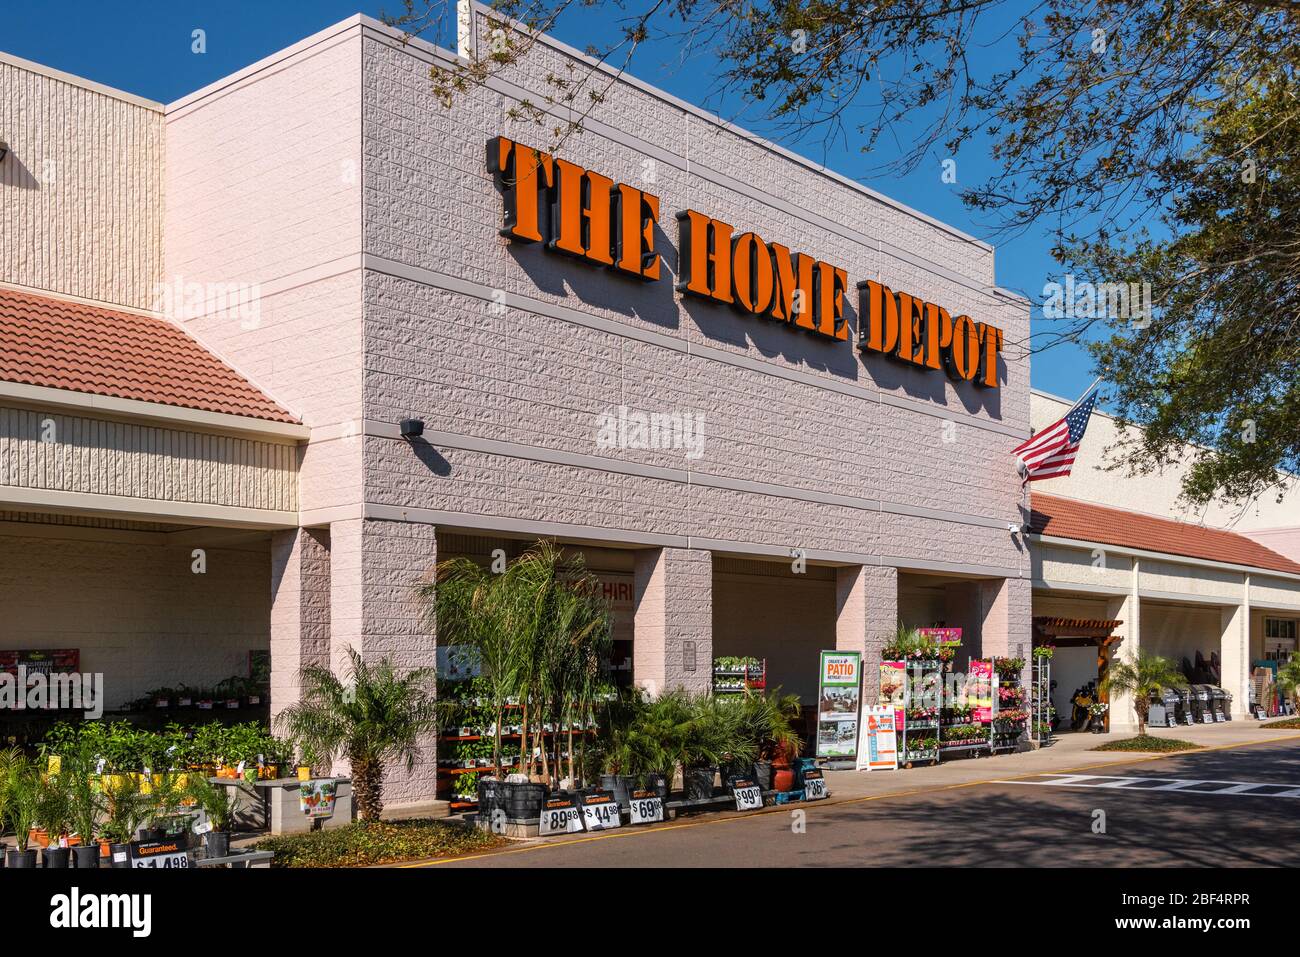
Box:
[1255,707,1267,720]
[803,771,828,801]
[538,797,583,836]
[1165,712,1178,728]
[130,839,190,869]
[1214,710,1225,723]
[578,792,621,831]
[628,790,664,825]
[732,780,763,811]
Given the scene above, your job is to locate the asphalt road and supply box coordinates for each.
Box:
[424,739,1300,868]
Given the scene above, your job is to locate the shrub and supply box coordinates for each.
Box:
[254,819,501,868]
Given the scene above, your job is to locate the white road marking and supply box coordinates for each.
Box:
[998,773,1300,798]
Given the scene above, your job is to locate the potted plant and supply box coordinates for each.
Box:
[36,772,72,868]
[101,775,151,868]
[4,757,41,868]
[277,647,442,821]
[66,760,105,869]
[187,777,236,859]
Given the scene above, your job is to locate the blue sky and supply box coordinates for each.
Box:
[0,0,1097,402]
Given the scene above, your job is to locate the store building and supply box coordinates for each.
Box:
[1,2,1296,805]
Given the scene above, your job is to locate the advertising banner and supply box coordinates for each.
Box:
[967,660,995,722]
[816,651,862,759]
[855,706,899,772]
[879,660,907,731]
[299,779,337,819]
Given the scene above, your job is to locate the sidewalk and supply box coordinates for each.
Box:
[818,720,1300,804]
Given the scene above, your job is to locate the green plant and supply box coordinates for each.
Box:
[100,774,152,845]
[253,818,500,868]
[1100,652,1188,735]
[36,770,72,840]
[1275,659,1300,713]
[276,647,443,820]
[4,757,42,851]
[60,747,105,846]
[186,777,237,832]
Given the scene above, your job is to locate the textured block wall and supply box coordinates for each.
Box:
[359,21,1031,573]
[0,56,163,310]
[0,526,268,708]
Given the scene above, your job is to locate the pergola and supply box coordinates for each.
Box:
[1032,617,1125,731]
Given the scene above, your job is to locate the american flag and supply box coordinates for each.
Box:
[1013,387,1098,483]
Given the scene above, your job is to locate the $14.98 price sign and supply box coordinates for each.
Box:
[802,771,827,801]
[628,790,664,825]
[732,781,763,811]
[579,793,622,831]
[538,798,584,836]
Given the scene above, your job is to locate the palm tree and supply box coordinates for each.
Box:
[276,647,442,820]
[1274,659,1300,714]
[1100,651,1188,735]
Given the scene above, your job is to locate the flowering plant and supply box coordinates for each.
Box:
[1088,702,1110,716]
[994,658,1026,677]
[906,706,938,721]
[994,708,1028,723]
[999,686,1025,705]
[1032,646,1055,659]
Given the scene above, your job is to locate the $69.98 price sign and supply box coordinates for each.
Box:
[628,792,664,825]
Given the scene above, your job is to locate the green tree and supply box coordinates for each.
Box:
[276,648,443,820]
[1100,652,1188,735]
[389,0,1300,506]
[1274,658,1300,713]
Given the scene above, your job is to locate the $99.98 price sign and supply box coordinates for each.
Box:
[732,780,764,811]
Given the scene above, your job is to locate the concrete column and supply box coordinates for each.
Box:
[633,547,712,696]
[1220,575,1250,719]
[329,517,439,807]
[977,576,1032,682]
[836,564,897,703]
[269,527,331,722]
[1106,560,1142,733]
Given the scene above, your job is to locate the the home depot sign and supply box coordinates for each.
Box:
[488,135,1003,388]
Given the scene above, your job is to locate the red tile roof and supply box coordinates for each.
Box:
[0,288,296,423]
[1030,493,1300,576]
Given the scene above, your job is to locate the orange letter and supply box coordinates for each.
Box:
[486,136,553,243]
[731,232,775,315]
[813,262,848,340]
[614,184,660,280]
[943,315,980,381]
[551,159,614,265]
[769,244,815,327]
[858,280,900,355]
[676,209,733,304]
[923,303,952,371]
[976,322,1002,388]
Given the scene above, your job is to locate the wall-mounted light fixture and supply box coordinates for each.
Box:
[399,417,425,439]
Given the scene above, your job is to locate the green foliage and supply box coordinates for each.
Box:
[254,818,501,868]
[428,540,613,785]
[1092,735,1202,753]
[1101,652,1188,734]
[275,647,442,820]
[186,777,238,832]
[1274,659,1300,711]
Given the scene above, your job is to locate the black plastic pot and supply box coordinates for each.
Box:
[684,766,716,801]
[204,831,230,860]
[753,760,774,791]
[72,845,100,869]
[502,781,547,820]
[643,773,670,801]
[42,846,70,868]
[6,848,37,868]
[138,827,165,842]
[599,774,637,807]
[109,843,133,869]
[722,761,756,786]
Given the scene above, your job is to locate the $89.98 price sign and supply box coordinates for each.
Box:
[538,798,584,836]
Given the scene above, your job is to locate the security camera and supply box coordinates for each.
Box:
[1007,522,1024,534]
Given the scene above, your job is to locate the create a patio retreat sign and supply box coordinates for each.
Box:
[488,136,1004,388]
[816,650,862,759]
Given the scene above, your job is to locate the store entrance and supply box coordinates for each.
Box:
[711,557,837,733]
[1033,617,1124,733]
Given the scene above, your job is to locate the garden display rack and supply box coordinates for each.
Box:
[897,660,942,769]
[991,658,1028,753]
[712,656,766,695]
[1031,648,1054,744]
